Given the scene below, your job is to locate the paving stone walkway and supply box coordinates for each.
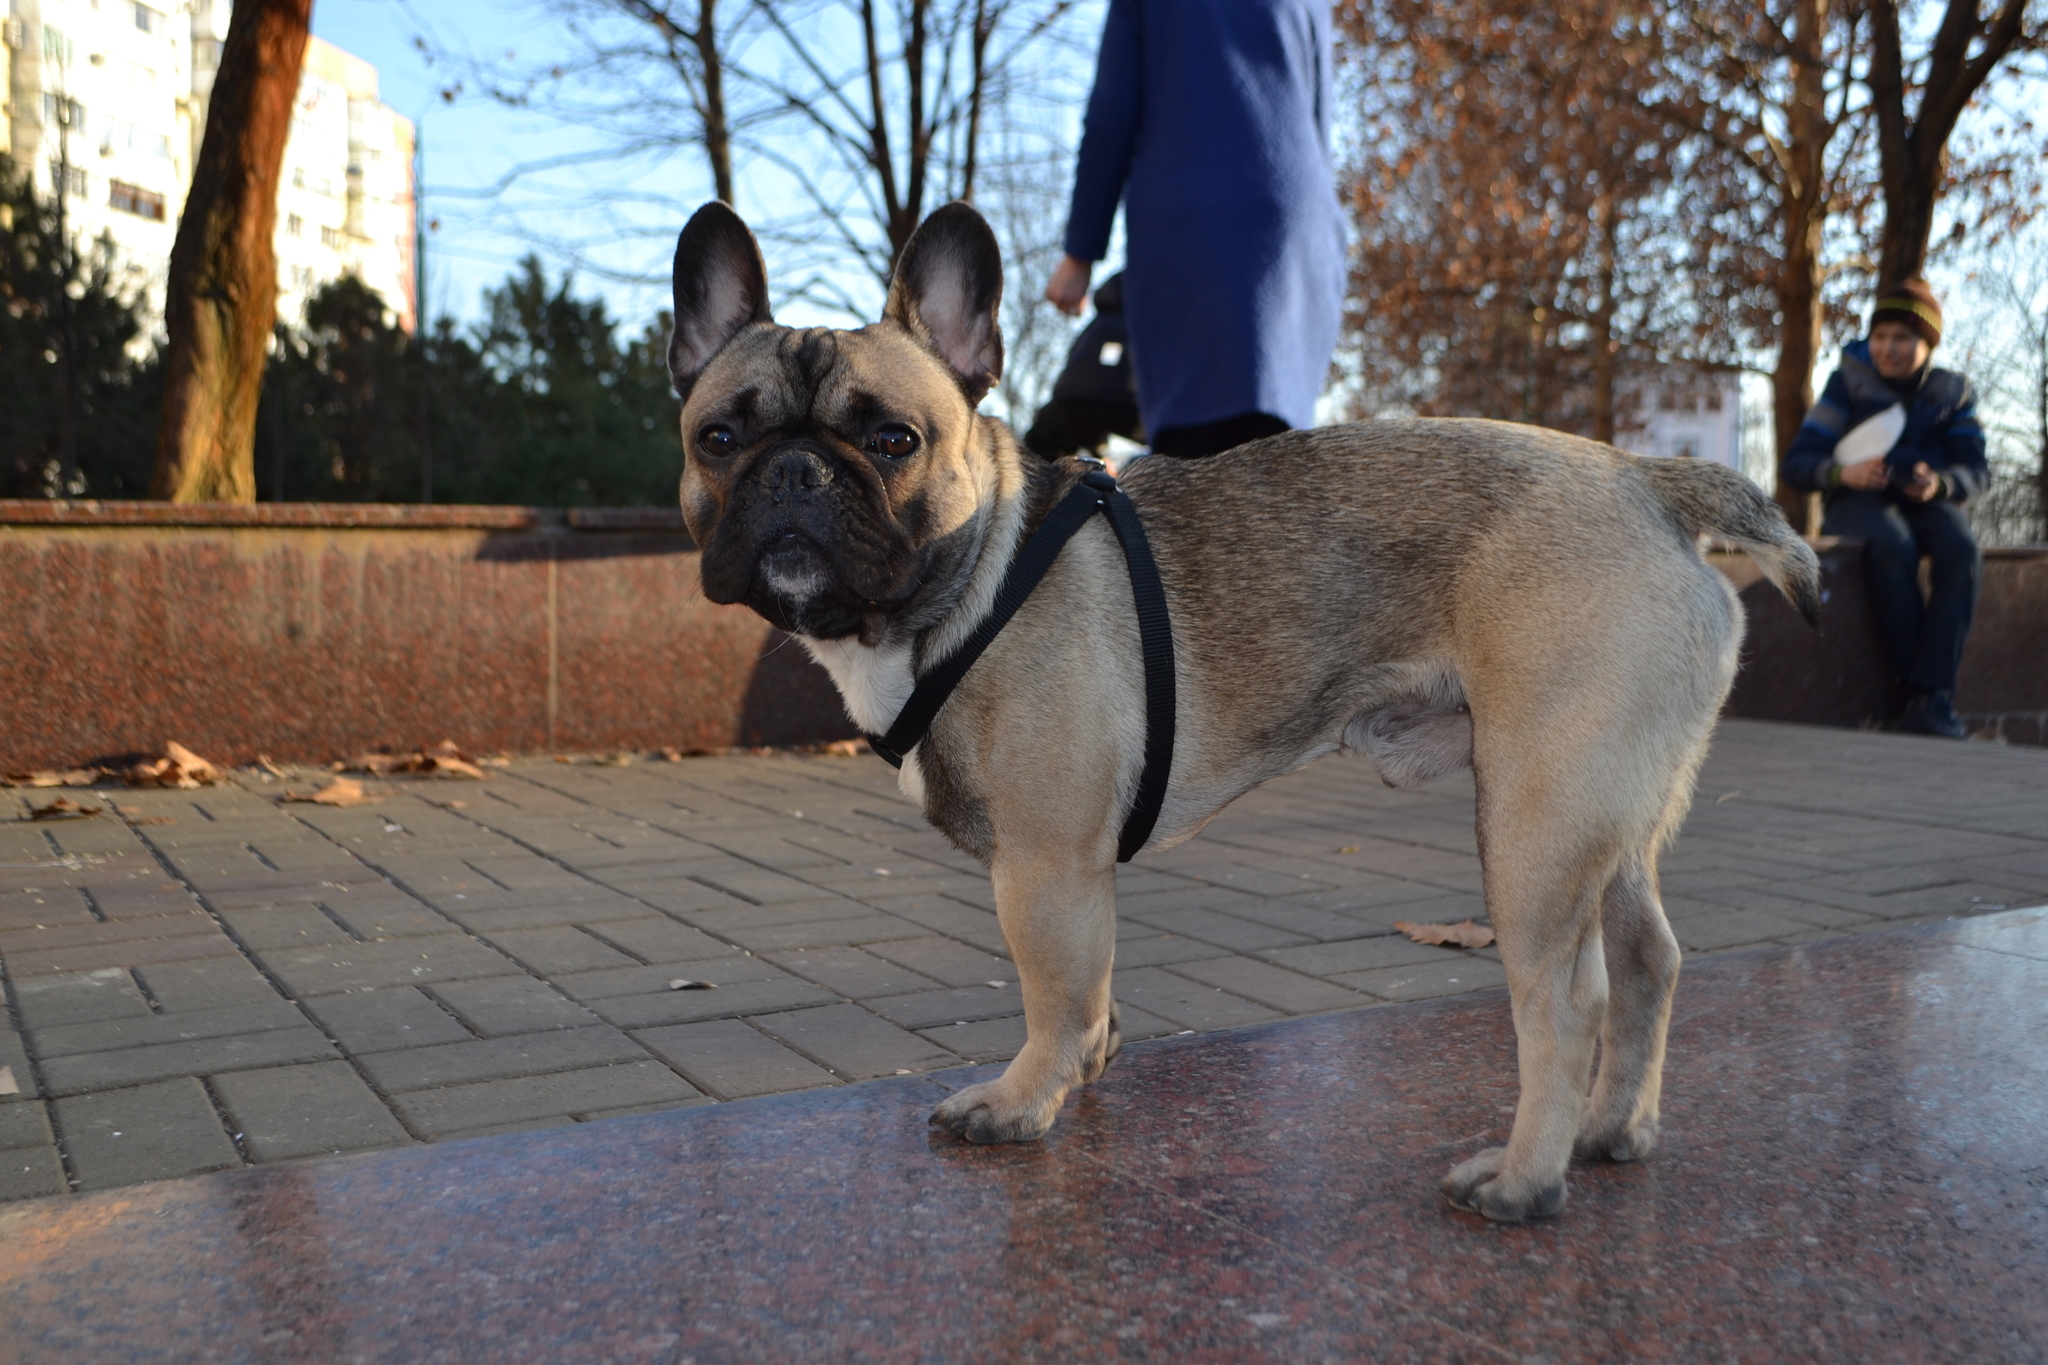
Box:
[3,720,2044,1203]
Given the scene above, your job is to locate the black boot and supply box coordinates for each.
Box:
[1898,690,1967,739]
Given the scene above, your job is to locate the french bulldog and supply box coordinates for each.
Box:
[665,199,1819,1222]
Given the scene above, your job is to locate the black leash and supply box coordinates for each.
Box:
[863,468,1175,863]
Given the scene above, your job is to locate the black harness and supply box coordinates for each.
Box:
[862,468,1176,863]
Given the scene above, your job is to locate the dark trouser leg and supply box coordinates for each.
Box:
[1150,411,1289,458]
[1820,490,1922,684]
[1023,399,1143,460]
[1897,500,1981,695]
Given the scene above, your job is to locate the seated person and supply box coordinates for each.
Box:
[1024,272,1143,460]
[1783,280,1989,739]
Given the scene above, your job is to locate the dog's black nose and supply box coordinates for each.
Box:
[762,449,833,505]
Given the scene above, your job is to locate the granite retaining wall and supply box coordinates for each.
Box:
[2,502,2041,770]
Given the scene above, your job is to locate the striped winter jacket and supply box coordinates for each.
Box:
[1782,339,1988,502]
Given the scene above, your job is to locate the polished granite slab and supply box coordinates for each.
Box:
[3,907,2045,1364]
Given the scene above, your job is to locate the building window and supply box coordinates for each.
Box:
[102,119,172,160]
[286,214,304,236]
[133,3,164,36]
[49,163,89,198]
[109,180,166,221]
[41,25,75,67]
[42,93,85,132]
[320,226,343,249]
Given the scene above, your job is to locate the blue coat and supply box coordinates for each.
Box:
[1061,0,1345,437]
[1784,340,1989,502]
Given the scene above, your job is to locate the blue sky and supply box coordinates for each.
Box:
[311,0,1108,339]
[313,0,680,329]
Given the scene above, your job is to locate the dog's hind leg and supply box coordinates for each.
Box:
[929,853,1118,1143]
[1440,750,1632,1223]
[1574,842,1681,1162]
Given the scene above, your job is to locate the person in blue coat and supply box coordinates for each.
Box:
[1044,0,1345,458]
[1783,280,1989,739]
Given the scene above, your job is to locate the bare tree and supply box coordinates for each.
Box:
[153,0,313,502]
[1951,240,2048,545]
[729,0,1077,313]
[442,0,765,209]
[1867,0,2043,287]
[422,0,1082,330]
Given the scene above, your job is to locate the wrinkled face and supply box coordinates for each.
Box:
[664,201,1008,644]
[678,323,992,641]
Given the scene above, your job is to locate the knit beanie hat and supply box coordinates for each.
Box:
[1871,279,1943,345]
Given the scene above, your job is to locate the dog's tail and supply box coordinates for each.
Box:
[1639,457,1823,627]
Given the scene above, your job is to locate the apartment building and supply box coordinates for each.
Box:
[1614,367,1743,472]
[5,0,415,331]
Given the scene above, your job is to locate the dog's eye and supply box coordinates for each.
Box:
[864,425,919,460]
[698,425,737,456]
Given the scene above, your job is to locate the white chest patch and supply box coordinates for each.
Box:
[800,636,916,737]
[800,636,926,804]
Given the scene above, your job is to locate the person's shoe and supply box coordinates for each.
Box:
[1898,691,1968,739]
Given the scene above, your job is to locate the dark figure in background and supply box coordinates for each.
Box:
[1044,0,1344,459]
[1784,280,1989,739]
[1024,272,1142,460]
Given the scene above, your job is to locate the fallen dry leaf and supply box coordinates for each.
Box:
[666,979,716,991]
[346,741,488,781]
[1338,845,1359,854]
[282,777,382,808]
[127,742,222,789]
[821,739,864,758]
[129,816,176,826]
[164,742,220,783]
[28,797,101,821]
[2,768,102,788]
[256,754,290,778]
[0,1065,17,1096]
[1393,919,1495,949]
[444,799,471,810]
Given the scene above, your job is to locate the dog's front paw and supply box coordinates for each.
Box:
[1440,1148,1568,1224]
[929,1079,1059,1144]
[1573,1117,1660,1164]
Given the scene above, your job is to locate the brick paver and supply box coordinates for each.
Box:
[2,719,2044,1201]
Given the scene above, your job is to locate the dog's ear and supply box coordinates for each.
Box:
[669,201,773,399]
[883,202,1004,404]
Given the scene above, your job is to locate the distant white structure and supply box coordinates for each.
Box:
[5,0,415,332]
[1614,367,1742,471]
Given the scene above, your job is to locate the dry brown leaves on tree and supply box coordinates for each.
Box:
[1394,919,1496,949]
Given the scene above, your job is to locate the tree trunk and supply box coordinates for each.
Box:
[1591,193,1618,445]
[693,0,734,204]
[1868,0,2033,287]
[960,0,990,202]
[152,0,311,503]
[1772,0,1831,534]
